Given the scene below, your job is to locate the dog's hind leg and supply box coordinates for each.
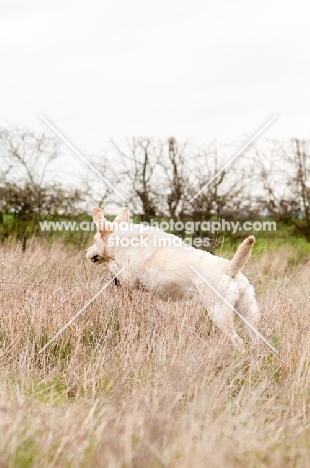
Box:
[207,302,245,351]
[193,278,244,351]
[235,285,260,343]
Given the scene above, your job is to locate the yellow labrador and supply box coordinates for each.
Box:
[86,207,260,350]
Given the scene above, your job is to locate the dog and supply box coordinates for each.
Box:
[86,207,260,351]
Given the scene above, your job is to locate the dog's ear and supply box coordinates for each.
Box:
[92,206,104,223]
[114,208,130,224]
[92,206,113,237]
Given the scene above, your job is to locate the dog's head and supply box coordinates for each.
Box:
[85,206,129,265]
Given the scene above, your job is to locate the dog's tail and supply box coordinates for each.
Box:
[228,236,255,277]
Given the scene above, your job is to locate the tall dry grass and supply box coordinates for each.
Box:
[0,240,310,467]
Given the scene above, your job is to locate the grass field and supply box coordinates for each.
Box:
[0,239,310,467]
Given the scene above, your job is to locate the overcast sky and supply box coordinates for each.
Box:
[1,0,309,157]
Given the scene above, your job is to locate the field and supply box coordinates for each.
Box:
[0,239,310,467]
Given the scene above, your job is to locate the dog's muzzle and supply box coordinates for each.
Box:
[91,255,100,263]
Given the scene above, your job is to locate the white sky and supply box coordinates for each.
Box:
[1,0,309,158]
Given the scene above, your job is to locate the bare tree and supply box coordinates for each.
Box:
[278,138,310,238]
[79,150,117,212]
[0,127,83,249]
[177,143,251,246]
[290,139,310,220]
[0,127,60,189]
[110,138,162,221]
[108,136,254,246]
[160,137,187,222]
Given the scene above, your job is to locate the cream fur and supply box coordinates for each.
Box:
[86,207,260,351]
